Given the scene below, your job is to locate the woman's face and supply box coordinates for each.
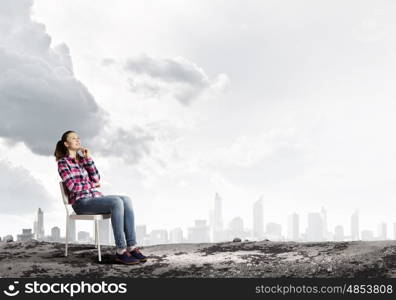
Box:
[64,132,81,151]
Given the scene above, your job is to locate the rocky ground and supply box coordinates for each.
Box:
[0,239,395,278]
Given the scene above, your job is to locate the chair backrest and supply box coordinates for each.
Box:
[59,181,69,205]
[60,181,76,216]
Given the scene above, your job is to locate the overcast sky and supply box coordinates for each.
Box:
[1,0,396,240]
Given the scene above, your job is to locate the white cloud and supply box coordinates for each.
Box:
[0,159,54,215]
[122,54,229,105]
[0,0,155,164]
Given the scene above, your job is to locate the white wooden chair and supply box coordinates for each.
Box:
[59,181,111,262]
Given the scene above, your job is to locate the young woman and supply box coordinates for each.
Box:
[54,130,147,265]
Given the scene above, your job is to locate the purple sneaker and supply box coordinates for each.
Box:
[129,247,147,262]
[115,250,140,265]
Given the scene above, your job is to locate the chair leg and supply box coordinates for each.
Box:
[65,216,69,257]
[96,220,101,262]
[94,221,98,248]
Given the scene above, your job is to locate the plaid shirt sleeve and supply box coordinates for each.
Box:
[81,157,100,183]
[57,159,95,193]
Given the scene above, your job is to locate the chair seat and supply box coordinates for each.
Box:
[69,213,111,220]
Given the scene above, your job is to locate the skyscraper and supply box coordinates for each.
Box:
[17,229,34,241]
[136,225,147,245]
[228,217,244,239]
[377,222,387,240]
[266,222,282,241]
[393,223,396,240]
[188,220,210,243]
[36,208,44,240]
[253,196,264,239]
[306,212,324,241]
[68,219,76,242]
[109,225,115,245]
[33,221,37,238]
[51,226,61,242]
[320,206,328,240]
[334,225,344,241]
[212,193,224,242]
[96,219,111,245]
[361,230,374,241]
[78,231,91,243]
[149,229,169,245]
[3,235,13,242]
[287,213,300,241]
[350,210,359,240]
[170,227,184,243]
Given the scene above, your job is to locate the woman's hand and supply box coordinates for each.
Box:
[80,147,90,159]
[94,182,101,188]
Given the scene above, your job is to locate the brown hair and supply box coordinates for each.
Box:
[54,130,82,162]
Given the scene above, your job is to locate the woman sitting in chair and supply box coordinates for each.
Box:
[54,130,147,265]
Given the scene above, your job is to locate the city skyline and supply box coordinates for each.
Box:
[6,195,396,245]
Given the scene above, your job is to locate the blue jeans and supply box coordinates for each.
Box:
[72,195,137,249]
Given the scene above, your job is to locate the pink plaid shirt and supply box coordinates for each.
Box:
[57,154,103,205]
